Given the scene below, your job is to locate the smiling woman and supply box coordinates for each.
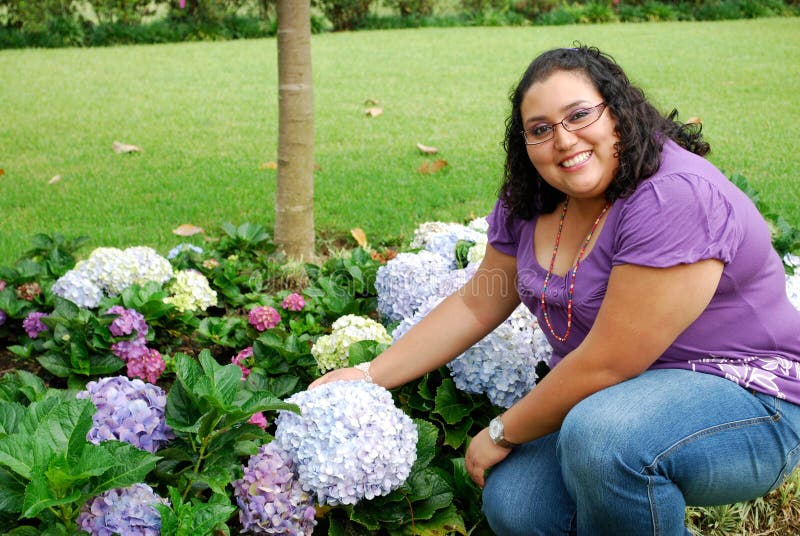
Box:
[310,44,800,535]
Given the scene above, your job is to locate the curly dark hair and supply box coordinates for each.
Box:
[501,45,710,219]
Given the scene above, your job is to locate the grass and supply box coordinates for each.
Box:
[0,18,799,264]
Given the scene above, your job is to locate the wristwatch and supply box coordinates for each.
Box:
[488,415,519,448]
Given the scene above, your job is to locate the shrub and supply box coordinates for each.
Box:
[313,0,374,30]
[509,0,561,18]
[384,0,436,16]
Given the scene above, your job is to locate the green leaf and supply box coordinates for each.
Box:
[36,354,71,378]
[88,354,126,375]
[404,467,454,521]
[0,401,26,436]
[443,416,472,449]
[412,419,438,471]
[197,351,241,410]
[86,441,159,496]
[166,379,202,433]
[398,504,467,536]
[21,465,81,519]
[433,379,471,425]
[0,466,25,513]
[175,352,204,393]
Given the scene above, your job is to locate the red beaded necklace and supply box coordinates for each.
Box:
[540,197,610,343]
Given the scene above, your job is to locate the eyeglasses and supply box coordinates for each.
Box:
[522,102,607,146]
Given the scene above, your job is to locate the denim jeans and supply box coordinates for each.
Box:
[482,368,800,535]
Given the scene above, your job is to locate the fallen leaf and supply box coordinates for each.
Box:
[350,227,368,248]
[418,159,449,175]
[364,98,380,105]
[48,175,62,184]
[112,141,144,154]
[365,107,383,118]
[0,169,4,176]
[685,116,702,125]
[416,142,439,155]
[260,161,278,170]
[173,224,204,236]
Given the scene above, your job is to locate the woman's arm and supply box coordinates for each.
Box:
[310,244,522,389]
[466,258,725,486]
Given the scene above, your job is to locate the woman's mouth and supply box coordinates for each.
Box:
[560,151,592,168]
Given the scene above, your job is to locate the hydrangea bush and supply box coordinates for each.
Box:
[275,381,418,505]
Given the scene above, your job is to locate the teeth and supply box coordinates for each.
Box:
[561,151,591,168]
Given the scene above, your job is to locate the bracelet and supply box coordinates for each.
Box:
[354,362,373,383]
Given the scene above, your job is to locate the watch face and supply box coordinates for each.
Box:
[489,417,503,440]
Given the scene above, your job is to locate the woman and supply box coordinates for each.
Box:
[312,46,800,534]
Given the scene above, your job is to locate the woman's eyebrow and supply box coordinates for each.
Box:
[524,100,593,125]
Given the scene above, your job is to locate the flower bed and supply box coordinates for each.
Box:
[1,179,799,533]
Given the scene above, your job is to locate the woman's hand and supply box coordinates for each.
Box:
[308,367,367,389]
[465,428,513,488]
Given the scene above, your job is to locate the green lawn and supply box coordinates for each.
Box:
[1,17,798,263]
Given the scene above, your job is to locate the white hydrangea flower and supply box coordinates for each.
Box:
[163,270,218,312]
[786,273,800,311]
[467,216,489,233]
[375,251,451,323]
[52,269,105,308]
[275,381,418,506]
[125,247,174,287]
[311,315,392,373]
[77,248,140,296]
[52,246,175,307]
[467,235,488,266]
[409,222,464,250]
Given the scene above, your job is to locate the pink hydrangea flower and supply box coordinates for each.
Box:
[248,412,268,430]
[248,306,281,332]
[0,280,6,291]
[232,347,254,379]
[126,348,166,384]
[281,293,306,312]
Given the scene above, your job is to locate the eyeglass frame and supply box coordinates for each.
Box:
[521,102,608,146]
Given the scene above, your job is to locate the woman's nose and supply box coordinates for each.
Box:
[552,123,578,150]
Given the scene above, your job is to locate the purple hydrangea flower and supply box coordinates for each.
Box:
[77,483,167,536]
[233,442,316,535]
[77,376,173,453]
[232,346,253,379]
[107,306,148,338]
[22,311,49,338]
[249,306,281,331]
[275,381,418,506]
[281,292,306,312]
[126,348,166,384]
[0,310,6,327]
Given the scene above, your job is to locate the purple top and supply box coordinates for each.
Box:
[488,140,800,403]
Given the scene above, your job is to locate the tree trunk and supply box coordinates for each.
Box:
[275,0,315,260]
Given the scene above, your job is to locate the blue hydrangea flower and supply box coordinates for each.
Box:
[52,269,105,308]
[275,381,418,506]
[77,483,167,536]
[77,376,173,453]
[375,251,451,323]
[394,300,551,408]
[233,442,317,535]
[166,243,204,260]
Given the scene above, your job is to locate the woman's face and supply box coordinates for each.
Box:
[520,69,619,202]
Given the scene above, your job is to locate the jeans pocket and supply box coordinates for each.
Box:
[765,397,800,492]
[767,441,800,492]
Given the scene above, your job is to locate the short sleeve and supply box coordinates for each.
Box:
[487,198,520,257]
[612,173,742,268]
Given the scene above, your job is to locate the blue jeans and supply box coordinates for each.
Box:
[482,369,800,535]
